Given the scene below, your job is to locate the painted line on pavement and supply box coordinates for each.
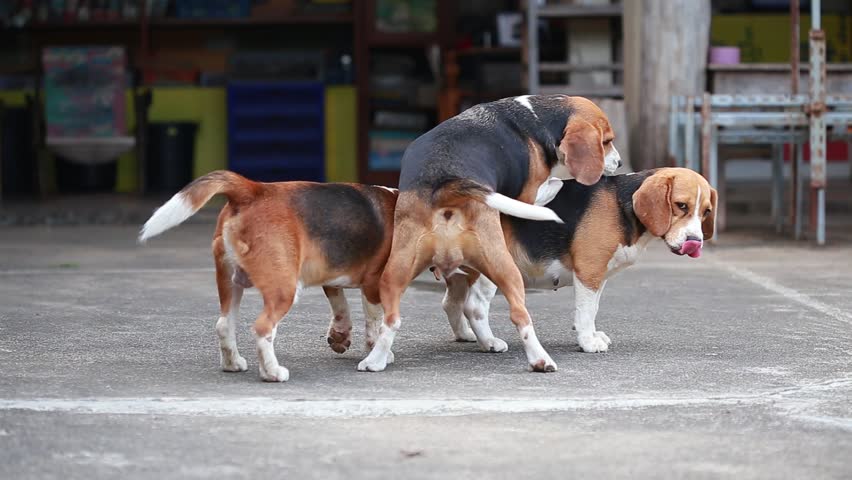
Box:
[0,268,216,276]
[713,261,852,325]
[0,396,756,418]
[2,377,850,422]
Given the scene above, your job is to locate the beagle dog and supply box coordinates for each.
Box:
[139,171,399,382]
[440,168,718,355]
[360,94,620,373]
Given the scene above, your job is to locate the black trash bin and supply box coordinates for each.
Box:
[146,122,198,192]
[1,107,35,196]
[56,157,117,193]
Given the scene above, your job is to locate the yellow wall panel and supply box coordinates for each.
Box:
[324,86,358,183]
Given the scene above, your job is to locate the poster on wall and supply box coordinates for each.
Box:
[375,0,437,33]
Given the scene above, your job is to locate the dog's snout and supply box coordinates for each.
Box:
[686,235,702,243]
[617,159,623,168]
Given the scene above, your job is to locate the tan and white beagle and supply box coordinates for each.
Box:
[440,168,718,354]
[361,95,620,374]
[139,171,399,382]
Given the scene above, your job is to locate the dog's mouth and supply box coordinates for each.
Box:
[669,239,703,258]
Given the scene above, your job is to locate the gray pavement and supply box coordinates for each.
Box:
[0,224,851,479]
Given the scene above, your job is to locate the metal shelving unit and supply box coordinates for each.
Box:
[525,0,623,97]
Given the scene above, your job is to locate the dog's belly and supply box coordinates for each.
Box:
[522,259,574,290]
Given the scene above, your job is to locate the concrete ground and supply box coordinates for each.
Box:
[1,224,851,479]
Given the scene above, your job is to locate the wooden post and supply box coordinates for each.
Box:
[624,0,711,171]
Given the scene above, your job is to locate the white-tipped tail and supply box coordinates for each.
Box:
[485,192,564,223]
[138,192,195,243]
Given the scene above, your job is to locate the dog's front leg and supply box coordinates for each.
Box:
[442,274,477,342]
[572,273,612,353]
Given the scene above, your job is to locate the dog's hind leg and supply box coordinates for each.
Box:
[252,284,298,382]
[359,216,432,372]
[324,287,352,354]
[213,236,248,372]
[466,210,556,372]
[442,274,477,342]
[245,248,301,382]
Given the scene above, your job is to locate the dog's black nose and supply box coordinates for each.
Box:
[686,235,702,242]
[617,159,623,168]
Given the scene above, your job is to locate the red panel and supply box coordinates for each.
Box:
[783,141,849,162]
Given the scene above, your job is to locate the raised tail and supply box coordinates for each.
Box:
[431,178,563,223]
[138,170,258,243]
[484,192,563,223]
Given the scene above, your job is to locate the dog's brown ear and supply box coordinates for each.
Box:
[559,118,604,186]
[633,173,673,237]
[702,187,718,240]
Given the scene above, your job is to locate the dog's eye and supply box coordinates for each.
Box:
[675,202,689,212]
[704,209,712,218]
[603,139,613,145]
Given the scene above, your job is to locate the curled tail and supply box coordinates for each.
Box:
[139,170,259,243]
[431,178,564,223]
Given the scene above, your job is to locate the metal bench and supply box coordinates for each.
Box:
[668,93,852,242]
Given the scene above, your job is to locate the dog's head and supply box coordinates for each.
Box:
[632,168,717,258]
[558,96,621,185]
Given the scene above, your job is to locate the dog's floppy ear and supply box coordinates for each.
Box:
[558,118,604,186]
[702,187,718,240]
[633,173,673,237]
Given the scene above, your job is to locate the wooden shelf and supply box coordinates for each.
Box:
[537,4,623,18]
[27,20,140,30]
[708,63,852,72]
[368,31,442,47]
[456,47,521,57]
[458,88,523,99]
[537,84,623,97]
[372,103,436,112]
[152,14,353,27]
[20,13,353,31]
[539,62,623,72]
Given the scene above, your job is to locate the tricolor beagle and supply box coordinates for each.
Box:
[361,95,620,373]
[441,168,718,355]
[139,171,399,382]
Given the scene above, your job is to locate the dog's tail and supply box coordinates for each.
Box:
[431,178,563,223]
[139,170,259,243]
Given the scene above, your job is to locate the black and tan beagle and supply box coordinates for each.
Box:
[139,172,400,382]
[361,94,621,373]
[440,167,718,356]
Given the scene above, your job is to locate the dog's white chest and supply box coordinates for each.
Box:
[606,234,653,277]
[524,260,574,290]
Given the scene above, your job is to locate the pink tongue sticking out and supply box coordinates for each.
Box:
[679,240,703,258]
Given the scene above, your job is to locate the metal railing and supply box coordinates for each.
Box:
[668,93,852,241]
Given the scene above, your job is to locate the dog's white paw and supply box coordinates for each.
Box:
[594,331,612,346]
[387,350,395,364]
[357,357,388,372]
[454,327,478,343]
[578,332,610,353]
[479,337,508,353]
[221,354,248,372]
[529,356,558,373]
[259,365,290,382]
